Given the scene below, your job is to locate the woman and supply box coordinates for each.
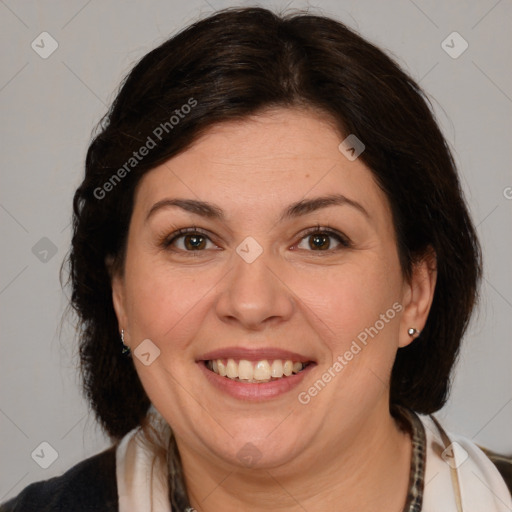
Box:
[2,6,510,512]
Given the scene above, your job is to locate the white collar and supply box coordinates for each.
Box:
[420,413,512,511]
[116,407,172,512]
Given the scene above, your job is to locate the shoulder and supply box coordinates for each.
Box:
[419,414,512,511]
[478,446,512,495]
[0,446,118,512]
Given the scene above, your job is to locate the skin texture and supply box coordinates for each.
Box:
[112,108,437,511]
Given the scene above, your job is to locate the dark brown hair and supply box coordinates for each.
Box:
[67,6,481,439]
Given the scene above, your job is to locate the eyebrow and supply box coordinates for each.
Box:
[145,193,369,222]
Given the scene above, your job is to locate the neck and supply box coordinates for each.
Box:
[177,402,412,512]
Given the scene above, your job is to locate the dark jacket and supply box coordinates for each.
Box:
[0,447,118,512]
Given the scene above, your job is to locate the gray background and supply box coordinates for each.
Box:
[1,0,511,502]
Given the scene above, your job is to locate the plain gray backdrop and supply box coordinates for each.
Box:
[1,0,511,502]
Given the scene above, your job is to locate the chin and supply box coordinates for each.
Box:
[199,421,308,471]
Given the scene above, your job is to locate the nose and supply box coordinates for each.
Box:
[214,248,295,331]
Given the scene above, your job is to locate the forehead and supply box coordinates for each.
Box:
[133,108,391,226]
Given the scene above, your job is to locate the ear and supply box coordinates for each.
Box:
[108,257,128,338]
[398,248,437,348]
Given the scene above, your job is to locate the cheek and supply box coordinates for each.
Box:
[123,254,214,347]
[291,260,402,350]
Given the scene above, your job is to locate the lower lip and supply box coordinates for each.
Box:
[198,361,315,401]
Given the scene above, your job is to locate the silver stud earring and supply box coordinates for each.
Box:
[121,329,131,355]
[408,328,420,337]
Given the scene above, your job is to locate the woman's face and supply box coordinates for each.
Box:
[112,108,432,471]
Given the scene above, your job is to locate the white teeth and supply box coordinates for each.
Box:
[226,359,238,378]
[271,360,283,378]
[208,358,307,382]
[253,360,270,381]
[283,360,293,376]
[238,360,254,380]
[217,360,227,376]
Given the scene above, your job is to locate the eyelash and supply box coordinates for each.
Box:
[161,224,352,254]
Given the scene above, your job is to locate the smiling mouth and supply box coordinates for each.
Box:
[204,358,313,383]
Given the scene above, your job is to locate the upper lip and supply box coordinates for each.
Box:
[198,347,315,363]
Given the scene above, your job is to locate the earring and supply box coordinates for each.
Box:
[121,329,131,356]
[408,328,420,337]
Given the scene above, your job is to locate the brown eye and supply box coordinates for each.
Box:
[296,229,350,252]
[165,228,215,251]
[182,234,207,250]
[308,233,331,250]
